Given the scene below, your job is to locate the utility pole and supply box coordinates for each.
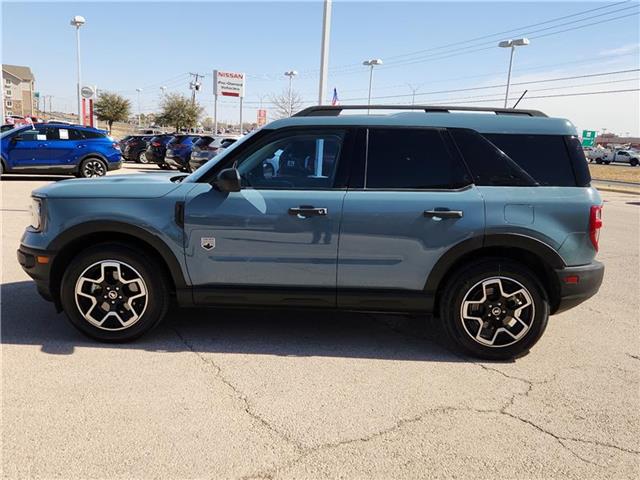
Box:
[318,0,332,105]
[407,83,420,105]
[189,72,204,105]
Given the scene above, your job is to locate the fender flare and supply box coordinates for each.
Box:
[48,220,188,289]
[424,233,565,297]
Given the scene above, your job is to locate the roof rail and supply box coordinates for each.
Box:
[294,105,548,118]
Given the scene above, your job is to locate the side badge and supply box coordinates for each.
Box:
[201,237,216,251]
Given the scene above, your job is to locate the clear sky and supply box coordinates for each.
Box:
[2,0,639,135]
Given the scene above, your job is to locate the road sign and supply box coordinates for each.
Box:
[257,109,267,127]
[214,70,245,98]
[81,85,95,99]
[582,130,597,147]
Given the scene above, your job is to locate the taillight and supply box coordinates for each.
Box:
[152,141,161,147]
[113,142,120,150]
[589,205,603,252]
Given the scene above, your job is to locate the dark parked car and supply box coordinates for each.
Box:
[164,135,201,171]
[144,134,177,168]
[122,135,153,163]
[189,136,238,171]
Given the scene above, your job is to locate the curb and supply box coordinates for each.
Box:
[593,185,640,195]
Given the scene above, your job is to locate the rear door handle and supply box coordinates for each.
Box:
[424,209,463,219]
[288,206,328,218]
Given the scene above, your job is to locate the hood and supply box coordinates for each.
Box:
[33,173,187,199]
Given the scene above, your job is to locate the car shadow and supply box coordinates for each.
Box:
[1,280,467,363]
[1,175,71,182]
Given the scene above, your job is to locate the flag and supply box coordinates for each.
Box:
[331,88,339,106]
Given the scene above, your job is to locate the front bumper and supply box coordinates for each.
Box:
[17,245,56,303]
[554,260,604,314]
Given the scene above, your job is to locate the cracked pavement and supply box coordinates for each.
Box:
[2,166,639,479]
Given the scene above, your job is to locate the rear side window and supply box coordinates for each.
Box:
[366,128,471,189]
[564,136,591,186]
[195,136,214,147]
[81,130,106,139]
[485,134,578,187]
[449,129,536,187]
[45,127,84,140]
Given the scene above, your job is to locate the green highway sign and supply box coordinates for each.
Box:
[582,130,597,147]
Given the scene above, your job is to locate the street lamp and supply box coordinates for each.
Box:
[160,86,167,95]
[363,58,383,113]
[498,38,529,108]
[70,15,86,123]
[136,88,142,127]
[284,70,298,116]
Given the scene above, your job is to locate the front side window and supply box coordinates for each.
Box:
[236,131,344,189]
[366,128,471,189]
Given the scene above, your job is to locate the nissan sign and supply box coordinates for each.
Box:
[214,70,245,98]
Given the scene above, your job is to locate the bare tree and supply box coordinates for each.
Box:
[269,89,304,119]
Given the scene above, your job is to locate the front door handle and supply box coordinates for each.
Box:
[424,209,463,219]
[288,206,328,218]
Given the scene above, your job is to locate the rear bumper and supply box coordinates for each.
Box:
[17,245,56,302]
[554,260,604,314]
[107,160,122,171]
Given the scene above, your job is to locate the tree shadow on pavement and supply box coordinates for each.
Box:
[1,280,464,363]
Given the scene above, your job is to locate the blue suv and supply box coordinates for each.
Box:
[17,105,604,359]
[1,124,122,177]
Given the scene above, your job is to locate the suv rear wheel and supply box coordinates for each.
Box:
[138,151,149,164]
[60,244,169,341]
[439,259,549,360]
[77,158,107,178]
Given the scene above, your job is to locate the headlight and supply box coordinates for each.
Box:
[30,197,43,231]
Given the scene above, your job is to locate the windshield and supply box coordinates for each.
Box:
[0,125,29,139]
[184,129,262,183]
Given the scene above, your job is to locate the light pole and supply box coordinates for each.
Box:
[318,0,332,105]
[136,88,142,127]
[284,70,298,116]
[160,86,167,95]
[363,58,383,113]
[498,38,529,108]
[70,15,86,123]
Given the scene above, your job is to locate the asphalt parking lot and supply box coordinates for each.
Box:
[2,164,639,479]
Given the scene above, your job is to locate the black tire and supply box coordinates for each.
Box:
[0,159,4,175]
[77,158,107,178]
[60,244,169,342]
[138,151,149,164]
[630,158,639,167]
[595,158,602,164]
[439,259,549,360]
[159,163,171,170]
[603,161,611,165]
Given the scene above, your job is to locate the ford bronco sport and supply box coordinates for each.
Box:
[17,105,604,359]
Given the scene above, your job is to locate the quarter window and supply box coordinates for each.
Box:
[484,134,578,187]
[236,131,344,189]
[365,128,471,189]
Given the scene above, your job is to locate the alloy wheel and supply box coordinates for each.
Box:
[74,260,148,331]
[459,276,535,348]
[83,160,106,177]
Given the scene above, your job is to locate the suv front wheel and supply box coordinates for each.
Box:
[60,244,169,341]
[439,259,549,360]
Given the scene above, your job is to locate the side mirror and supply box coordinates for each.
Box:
[214,167,241,192]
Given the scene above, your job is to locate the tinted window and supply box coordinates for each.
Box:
[366,128,471,189]
[450,129,536,186]
[194,136,214,147]
[236,131,344,189]
[564,136,591,187]
[220,138,236,148]
[81,130,106,139]
[485,134,577,187]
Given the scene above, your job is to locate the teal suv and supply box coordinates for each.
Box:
[17,105,604,359]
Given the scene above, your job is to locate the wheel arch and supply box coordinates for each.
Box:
[426,234,565,315]
[48,221,188,309]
